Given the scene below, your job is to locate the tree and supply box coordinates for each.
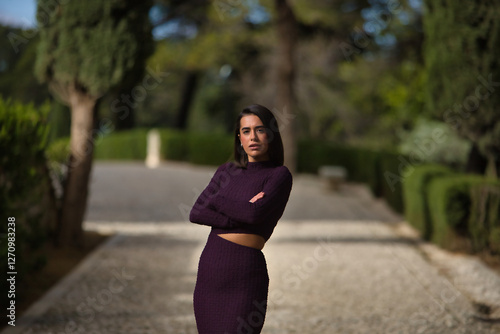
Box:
[274,0,298,172]
[152,0,210,130]
[35,0,154,247]
[145,2,270,131]
[423,0,500,178]
[0,25,50,105]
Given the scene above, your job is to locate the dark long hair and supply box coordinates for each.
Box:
[233,104,284,167]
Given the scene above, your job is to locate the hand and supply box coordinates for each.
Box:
[249,191,265,203]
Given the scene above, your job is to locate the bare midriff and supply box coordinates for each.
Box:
[217,233,266,250]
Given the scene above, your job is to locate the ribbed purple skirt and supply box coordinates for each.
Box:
[194,231,269,333]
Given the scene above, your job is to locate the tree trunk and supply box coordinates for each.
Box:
[58,91,96,248]
[465,143,487,175]
[176,70,200,130]
[485,154,498,179]
[114,88,136,130]
[274,0,298,173]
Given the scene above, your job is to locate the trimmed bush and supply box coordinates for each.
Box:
[187,133,233,166]
[379,151,411,214]
[491,228,500,254]
[352,148,382,197]
[427,175,499,250]
[403,164,453,239]
[94,128,148,160]
[50,129,149,162]
[469,183,500,253]
[158,129,189,161]
[71,128,231,165]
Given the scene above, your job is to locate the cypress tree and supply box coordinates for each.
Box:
[423,0,500,178]
[35,0,154,246]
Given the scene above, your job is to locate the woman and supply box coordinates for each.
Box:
[189,104,293,333]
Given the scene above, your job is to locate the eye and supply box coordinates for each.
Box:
[242,130,250,134]
[257,128,266,134]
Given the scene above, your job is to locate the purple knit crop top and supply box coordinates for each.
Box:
[189,161,293,241]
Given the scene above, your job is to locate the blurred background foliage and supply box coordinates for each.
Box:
[1,0,429,148]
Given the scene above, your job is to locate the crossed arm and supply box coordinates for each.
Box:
[189,164,292,228]
[189,164,235,228]
[209,167,292,224]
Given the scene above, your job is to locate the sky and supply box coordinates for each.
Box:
[0,0,36,28]
[0,0,191,40]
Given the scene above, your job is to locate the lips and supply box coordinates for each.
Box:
[249,144,260,149]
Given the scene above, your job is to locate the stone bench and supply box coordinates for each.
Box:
[318,165,347,191]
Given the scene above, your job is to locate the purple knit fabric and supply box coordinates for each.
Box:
[189,161,293,240]
[190,161,292,333]
[194,231,269,333]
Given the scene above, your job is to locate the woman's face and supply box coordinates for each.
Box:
[239,114,270,162]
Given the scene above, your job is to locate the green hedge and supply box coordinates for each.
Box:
[0,97,55,305]
[469,183,500,253]
[158,129,189,161]
[403,164,454,239]
[83,129,233,166]
[94,128,148,160]
[355,149,382,197]
[187,133,233,166]
[427,175,500,251]
[378,152,411,214]
[47,129,149,162]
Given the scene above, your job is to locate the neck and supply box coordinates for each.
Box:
[248,155,270,163]
[246,160,275,170]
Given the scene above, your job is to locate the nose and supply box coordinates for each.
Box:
[251,130,259,141]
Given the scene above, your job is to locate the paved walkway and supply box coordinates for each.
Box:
[4,162,500,333]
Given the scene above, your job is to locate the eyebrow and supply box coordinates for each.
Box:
[241,125,265,130]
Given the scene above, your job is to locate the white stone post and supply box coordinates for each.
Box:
[145,129,161,168]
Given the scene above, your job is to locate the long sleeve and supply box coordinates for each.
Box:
[189,163,236,229]
[210,166,292,225]
[190,204,235,229]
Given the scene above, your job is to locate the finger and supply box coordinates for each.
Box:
[249,192,265,203]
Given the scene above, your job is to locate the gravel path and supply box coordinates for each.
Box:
[84,161,401,223]
[3,161,499,334]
